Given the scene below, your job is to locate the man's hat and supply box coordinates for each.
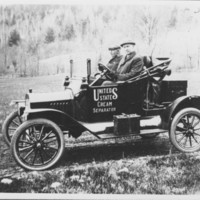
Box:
[120,40,136,47]
[108,45,121,51]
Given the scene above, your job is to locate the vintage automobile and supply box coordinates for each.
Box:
[4,57,200,171]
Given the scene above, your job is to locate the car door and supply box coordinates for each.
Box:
[86,79,145,122]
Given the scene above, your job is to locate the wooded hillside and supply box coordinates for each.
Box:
[1,4,200,76]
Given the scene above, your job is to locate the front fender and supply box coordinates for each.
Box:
[25,108,88,138]
[10,100,25,116]
[161,95,200,129]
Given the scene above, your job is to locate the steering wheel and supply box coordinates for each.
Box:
[90,63,116,86]
[98,62,111,72]
[98,62,116,80]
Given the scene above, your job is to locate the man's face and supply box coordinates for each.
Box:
[110,49,120,58]
[123,44,135,55]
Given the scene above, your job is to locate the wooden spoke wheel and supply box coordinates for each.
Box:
[2,111,22,146]
[170,108,200,153]
[11,118,65,171]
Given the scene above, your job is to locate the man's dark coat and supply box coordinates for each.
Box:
[116,52,144,81]
[107,55,123,72]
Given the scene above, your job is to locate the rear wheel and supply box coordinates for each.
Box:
[2,110,22,146]
[170,108,200,153]
[11,118,65,171]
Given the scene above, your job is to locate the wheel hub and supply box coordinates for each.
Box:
[188,128,193,133]
[36,142,42,149]
[186,128,194,136]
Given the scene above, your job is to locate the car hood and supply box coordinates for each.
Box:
[27,90,74,103]
[26,79,83,103]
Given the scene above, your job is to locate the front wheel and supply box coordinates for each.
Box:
[2,110,23,146]
[11,118,65,171]
[170,108,200,153]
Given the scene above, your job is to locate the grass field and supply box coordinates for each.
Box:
[1,72,200,194]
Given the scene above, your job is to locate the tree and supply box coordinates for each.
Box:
[45,27,55,43]
[8,29,21,46]
[136,6,161,55]
[168,7,178,28]
[59,24,75,41]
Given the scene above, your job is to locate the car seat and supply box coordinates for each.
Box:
[142,56,164,109]
[143,56,153,69]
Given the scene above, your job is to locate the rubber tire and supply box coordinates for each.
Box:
[11,118,65,171]
[2,110,22,146]
[170,107,200,153]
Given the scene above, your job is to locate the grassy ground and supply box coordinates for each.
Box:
[1,73,200,194]
[1,151,200,194]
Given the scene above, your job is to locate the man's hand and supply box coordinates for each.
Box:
[98,63,106,71]
[107,71,117,81]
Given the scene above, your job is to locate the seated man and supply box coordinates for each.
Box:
[102,40,144,85]
[107,44,123,72]
[92,44,122,85]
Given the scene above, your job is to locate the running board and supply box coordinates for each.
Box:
[79,116,162,133]
[98,128,167,140]
[140,128,167,135]
[78,121,113,132]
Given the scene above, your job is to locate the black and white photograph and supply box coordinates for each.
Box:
[1,0,200,199]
